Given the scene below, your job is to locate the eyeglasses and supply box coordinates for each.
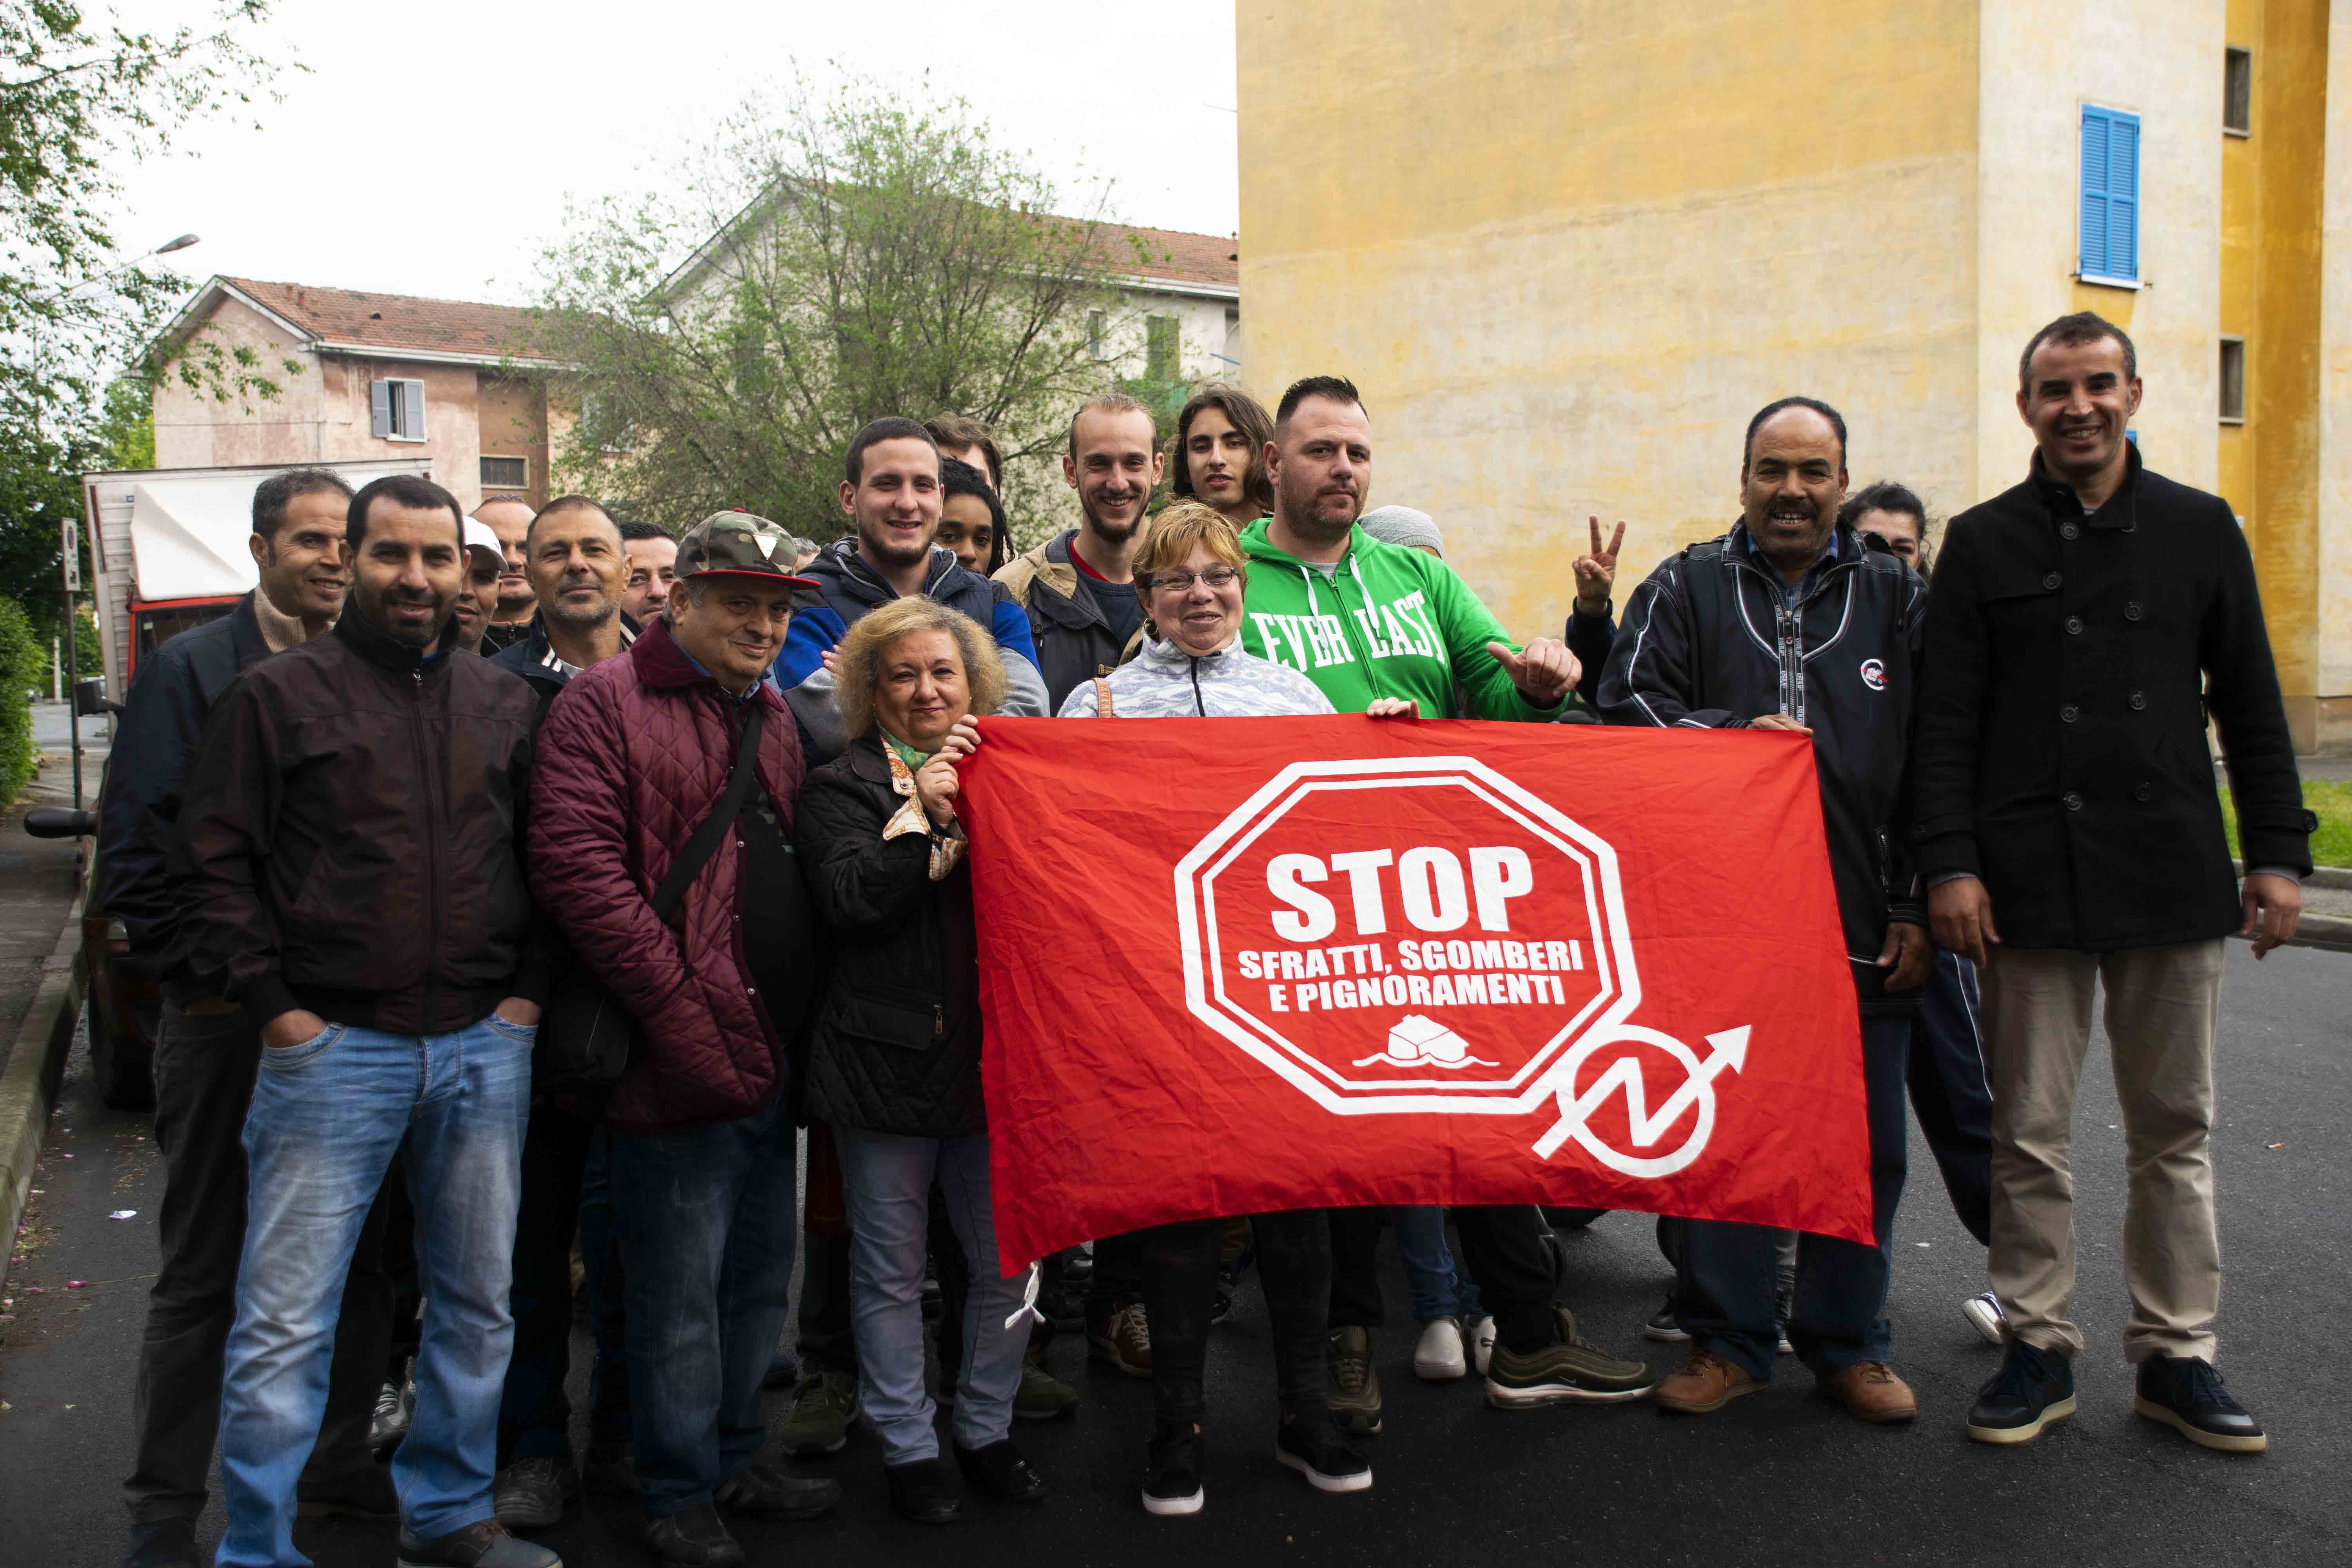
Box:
[1148,566,1241,593]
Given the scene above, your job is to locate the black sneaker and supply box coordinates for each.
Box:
[1485,1307,1656,1406]
[1965,1340,2076,1445]
[1773,1280,1795,1356]
[713,1462,841,1520]
[885,1458,962,1526]
[954,1437,1047,1502]
[1642,1296,1690,1344]
[493,1457,577,1531]
[642,1504,743,1568]
[120,1517,201,1568]
[2134,1355,2267,1454]
[1274,1415,1372,1494]
[1141,1426,1205,1517]
[395,1519,559,1568]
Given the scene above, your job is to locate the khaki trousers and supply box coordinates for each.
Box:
[1979,939,2225,1363]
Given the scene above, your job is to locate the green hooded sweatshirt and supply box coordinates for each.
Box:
[1236,518,1569,721]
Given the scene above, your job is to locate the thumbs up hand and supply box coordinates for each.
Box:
[1487,637,1577,707]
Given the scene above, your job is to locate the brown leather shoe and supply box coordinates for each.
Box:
[1655,1349,1764,1414]
[1821,1361,1917,1423]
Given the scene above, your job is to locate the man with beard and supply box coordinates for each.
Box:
[172,474,553,1568]
[995,393,1161,710]
[773,418,1044,760]
[484,495,637,1530]
[479,494,538,655]
[104,469,393,1568]
[1601,397,1929,1427]
[1236,376,1647,1437]
[450,517,507,655]
[620,521,679,623]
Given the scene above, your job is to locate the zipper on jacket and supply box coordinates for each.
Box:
[1189,657,1207,717]
[1295,555,1390,701]
[411,665,444,1032]
[1730,549,1854,729]
[933,1003,945,1038]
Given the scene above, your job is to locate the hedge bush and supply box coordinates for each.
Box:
[0,599,42,806]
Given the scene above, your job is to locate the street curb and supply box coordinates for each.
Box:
[2281,911,2352,954]
[0,897,86,1296]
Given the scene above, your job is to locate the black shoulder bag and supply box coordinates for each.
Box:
[536,702,769,1094]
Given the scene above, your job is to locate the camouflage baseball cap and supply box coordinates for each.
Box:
[676,510,819,587]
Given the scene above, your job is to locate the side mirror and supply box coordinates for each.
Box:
[24,807,97,839]
[73,675,122,717]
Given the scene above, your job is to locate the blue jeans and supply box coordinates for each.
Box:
[215,1014,533,1568]
[1391,1207,1485,1322]
[576,1128,631,1449]
[1675,1014,1911,1382]
[607,1096,797,1518]
[837,1129,1028,1465]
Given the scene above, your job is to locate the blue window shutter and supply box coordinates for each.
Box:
[2080,107,2111,277]
[2107,111,2139,280]
[370,378,392,438]
[403,379,426,439]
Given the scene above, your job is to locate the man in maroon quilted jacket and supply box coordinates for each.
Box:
[527,513,840,1566]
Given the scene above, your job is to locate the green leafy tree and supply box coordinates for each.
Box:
[528,74,1149,544]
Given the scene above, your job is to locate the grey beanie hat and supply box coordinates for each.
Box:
[1357,505,1445,557]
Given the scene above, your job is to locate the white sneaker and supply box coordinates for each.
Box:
[1413,1318,1467,1381]
[1466,1315,1497,1377]
[1961,1290,2009,1347]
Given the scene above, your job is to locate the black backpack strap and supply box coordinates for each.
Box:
[649,701,768,923]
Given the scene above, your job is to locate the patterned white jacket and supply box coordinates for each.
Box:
[1055,632,1338,719]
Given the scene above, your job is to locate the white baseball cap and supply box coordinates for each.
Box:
[462,516,504,572]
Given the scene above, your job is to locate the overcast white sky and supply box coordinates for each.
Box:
[103,0,1240,306]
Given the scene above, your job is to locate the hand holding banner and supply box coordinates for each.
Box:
[956,715,1871,1274]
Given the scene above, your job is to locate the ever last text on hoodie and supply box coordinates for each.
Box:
[1235,518,1570,721]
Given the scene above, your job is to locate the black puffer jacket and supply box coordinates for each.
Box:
[797,735,984,1138]
[1598,524,1927,1018]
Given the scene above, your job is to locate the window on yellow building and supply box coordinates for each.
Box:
[2224,48,2252,136]
[2218,338,2245,424]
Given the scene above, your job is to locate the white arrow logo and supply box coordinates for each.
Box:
[1532,1025,1749,1178]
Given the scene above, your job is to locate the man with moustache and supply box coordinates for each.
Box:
[1916,314,2308,1453]
[774,418,1044,760]
[995,393,1161,710]
[1601,396,1930,1427]
[619,521,679,624]
[173,474,554,1568]
[1235,376,1645,1436]
[478,494,538,655]
[104,470,394,1568]
[450,517,508,655]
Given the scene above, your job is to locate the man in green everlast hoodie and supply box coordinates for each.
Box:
[1236,377,1579,720]
[1239,375,1650,1438]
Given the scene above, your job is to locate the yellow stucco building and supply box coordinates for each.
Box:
[1238,1,2351,752]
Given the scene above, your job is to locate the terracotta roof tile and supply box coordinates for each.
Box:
[1085,221,1238,290]
[220,277,558,362]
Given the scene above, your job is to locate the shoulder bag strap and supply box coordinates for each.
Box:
[1092,676,1114,717]
[648,700,768,923]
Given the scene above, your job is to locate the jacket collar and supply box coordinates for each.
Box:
[627,614,783,710]
[331,599,451,679]
[1140,630,1235,671]
[2028,442,2142,529]
[818,536,971,606]
[502,608,641,683]
[844,731,892,785]
[1024,530,1104,630]
[228,591,274,667]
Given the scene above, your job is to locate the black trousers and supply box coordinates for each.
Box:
[123,1002,392,1526]
[1907,952,1993,1247]
[1142,1212,1330,1431]
[497,1099,629,1465]
[1082,1230,1147,1321]
[1328,1205,1560,1353]
[797,1123,857,1376]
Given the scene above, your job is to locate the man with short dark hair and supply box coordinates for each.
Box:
[175,474,555,1568]
[926,411,1003,492]
[995,394,1161,710]
[774,417,1044,757]
[1237,376,1644,1436]
[105,468,395,1568]
[530,514,842,1563]
[1840,483,1931,573]
[478,494,537,654]
[1916,312,2309,1453]
[1603,396,1930,1427]
[619,520,679,622]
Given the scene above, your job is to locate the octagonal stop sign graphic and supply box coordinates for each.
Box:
[1174,755,1643,1122]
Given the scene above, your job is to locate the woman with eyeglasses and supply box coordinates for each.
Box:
[1059,501,1414,1514]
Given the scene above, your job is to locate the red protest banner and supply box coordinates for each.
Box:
[956,715,1872,1274]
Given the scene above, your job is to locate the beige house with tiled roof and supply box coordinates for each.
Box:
[149,276,570,512]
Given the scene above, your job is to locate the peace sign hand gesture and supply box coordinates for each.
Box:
[1572,515,1626,615]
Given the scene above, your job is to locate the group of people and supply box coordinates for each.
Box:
[93,305,2314,1568]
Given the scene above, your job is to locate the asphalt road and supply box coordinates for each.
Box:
[2,941,2346,1567]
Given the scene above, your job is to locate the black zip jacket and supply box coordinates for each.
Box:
[169,606,553,1033]
[1598,524,1927,1016]
[1911,448,2312,950]
[796,736,984,1139]
[93,592,272,963]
